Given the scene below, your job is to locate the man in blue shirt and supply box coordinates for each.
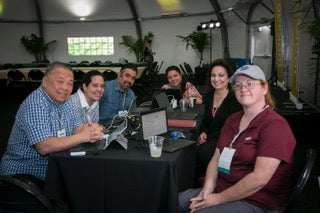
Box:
[99,63,138,121]
[0,62,104,184]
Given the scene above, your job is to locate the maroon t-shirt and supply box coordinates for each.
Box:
[216,107,296,211]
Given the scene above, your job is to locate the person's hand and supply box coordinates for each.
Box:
[189,190,209,212]
[78,123,103,143]
[196,97,203,104]
[198,132,207,145]
[189,191,221,213]
[86,122,104,143]
[161,85,168,90]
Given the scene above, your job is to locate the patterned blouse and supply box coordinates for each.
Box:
[162,81,202,101]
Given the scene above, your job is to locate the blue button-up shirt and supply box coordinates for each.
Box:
[0,87,82,180]
[99,79,135,121]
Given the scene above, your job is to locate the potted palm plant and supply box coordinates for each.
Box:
[21,33,56,63]
[119,32,154,62]
[177,31,210,67]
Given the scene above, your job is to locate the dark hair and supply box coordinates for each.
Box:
[206,58,233,90]
[45,61,73,76]
[120,63,138,73]
[164,65,187,94]
[80,70,104,92]
[165,65,181,76]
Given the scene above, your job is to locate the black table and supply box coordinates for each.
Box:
[44,139,196,213]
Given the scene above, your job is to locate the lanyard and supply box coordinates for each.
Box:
[51,111,64,129]
[229,105,269,148]
[122,93,127,110]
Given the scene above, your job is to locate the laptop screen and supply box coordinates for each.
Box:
[164,89,182,102]
[128,96,137,115]
[140,107,168,140]
[150,91,171,109]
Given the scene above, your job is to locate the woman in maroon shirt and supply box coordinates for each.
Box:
[179,65,296,213]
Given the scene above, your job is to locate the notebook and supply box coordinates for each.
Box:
[150,91,199,120]
[70,119,128,153]
[139,107,195,153]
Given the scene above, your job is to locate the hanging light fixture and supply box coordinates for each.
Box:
[197,19,222,64]
[197,20,221,31]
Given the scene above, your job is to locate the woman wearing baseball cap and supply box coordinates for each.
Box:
[179,64,296,213]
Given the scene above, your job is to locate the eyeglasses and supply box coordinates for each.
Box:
[232,81,261,90]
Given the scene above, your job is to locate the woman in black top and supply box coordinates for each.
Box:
[195,59,242,180]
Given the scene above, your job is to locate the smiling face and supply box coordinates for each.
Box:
[42,66,74,103]
[83,75,105,105]
[233,75,267,108]
[210,65,229,90]
[117,68,137,92]
[167,69,182,88]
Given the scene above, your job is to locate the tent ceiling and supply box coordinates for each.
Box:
[0,0,269,23]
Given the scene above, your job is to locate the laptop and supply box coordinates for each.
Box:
[150,91,198,120]
[70,119,128,153]
[100,96,138,128]
[130,96,152,116]
[127,96,137,115]
[164,89,182,103]
[139,107,195,153]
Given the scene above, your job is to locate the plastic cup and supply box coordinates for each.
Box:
[180,99,188,112]
[148,136,164,158]
[189,97,196,108]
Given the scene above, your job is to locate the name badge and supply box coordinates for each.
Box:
[118,110,128,116]
[218,147,236,174]
[57,129,66,137]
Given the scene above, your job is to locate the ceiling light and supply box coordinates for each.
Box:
[215,22,221,28]
[198,20,222,31]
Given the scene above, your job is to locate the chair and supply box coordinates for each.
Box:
[73,69,85,93]
[184,62,195,82]
[7,69,28,88]
[28,69,44,90]
[7,69,29,98]
[102,69,118,81]
[118,58,128,64]
[179,64,190,81]
[154,60,163,74]
[90,60,102,66]
[73,69,85,82]
[79,60,90,66]
[3,63,14,69]
[283,145,317,213]
[0,175,54,212]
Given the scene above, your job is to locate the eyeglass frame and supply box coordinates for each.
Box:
[232,80,263,91]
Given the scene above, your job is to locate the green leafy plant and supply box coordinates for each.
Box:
[119,32,154,62]
[21,33,56,63]
[177,31,210,66]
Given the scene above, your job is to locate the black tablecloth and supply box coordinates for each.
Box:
[44,139,196,213]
